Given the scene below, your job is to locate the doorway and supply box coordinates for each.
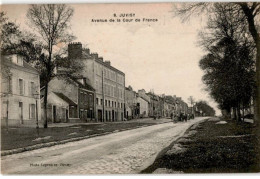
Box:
[53,105,57,123]
[19,102,23,124]
[98,110,102,122]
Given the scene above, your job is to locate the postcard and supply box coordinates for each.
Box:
[1,1,259,174]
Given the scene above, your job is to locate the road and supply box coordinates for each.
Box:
[1,117,208,174]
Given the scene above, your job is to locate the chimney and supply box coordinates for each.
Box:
[91,53,98,59]
[85,48,90,55]
[104,61,111,66]
[68,42,82,59]
[98,57,103,62]
[83,77,87,86]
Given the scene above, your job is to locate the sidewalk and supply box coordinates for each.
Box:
[142,117,259,173]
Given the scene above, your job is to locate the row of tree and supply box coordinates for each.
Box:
[175,2,259,122]
[195,100,216,117]
[188,96,215,117]
[199,4,255,121]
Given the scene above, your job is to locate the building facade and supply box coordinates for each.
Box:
[146,92,160,117]
[136,96,149,118]
[42,76,95,123]
[125,86,138,119]
[1,54,41,127]
[68,42,125,122]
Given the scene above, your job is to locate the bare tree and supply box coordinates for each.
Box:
[27,4,74,128]
[187,96,195,115]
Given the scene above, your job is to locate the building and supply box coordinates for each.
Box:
[68,42,125,122]
[136,96,149,118]
[163,96,177,118]
[176,97,189,115]
[125,86,138,119]
[146,92,160,117]
[1,54,41,127]
[41,75,95,123]
[137,89,150,118]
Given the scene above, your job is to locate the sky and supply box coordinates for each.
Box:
[1,3,221,115]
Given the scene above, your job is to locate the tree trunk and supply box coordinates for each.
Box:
[239,3,260,125]
[43,81,48,128]
[43,43,53,128]
[242,104,245,122]
[237,103,241,121]
[254,41,260,125]
[233,107,237,120]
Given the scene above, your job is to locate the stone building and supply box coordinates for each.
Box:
[68,42,125,122]
[137,89,150,118]
[146,92,160,117]
[41,76,95,123]
[1,54,41,127]
[136,96,149,118]
[176,97,188,115]
[125,86,137,119]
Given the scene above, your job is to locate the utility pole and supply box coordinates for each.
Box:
[102,70,105,122]
[6,99,9,133]
[35,94,39,136]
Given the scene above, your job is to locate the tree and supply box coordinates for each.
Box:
[187,96,195,115]
[27,4,74,128]
[0,12,22,54]
[174,2,260,124]
[198,4,255,121]
[195,100,216,116]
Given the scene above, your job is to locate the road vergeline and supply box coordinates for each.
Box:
[1,117,208,174]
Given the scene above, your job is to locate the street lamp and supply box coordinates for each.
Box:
[34,91,40,136]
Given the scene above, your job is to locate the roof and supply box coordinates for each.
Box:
[53,92,77,106]
[2,55,39,75]
[95,58,125,76]
[138,96,150,103]
[69,76,95,92]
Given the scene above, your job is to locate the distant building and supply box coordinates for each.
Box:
[176,97,188,115]
[164,95,177,117]
[146,92,160,117]
[125,86,138,119]
[68,42,125,122]
[137,89,150,118]
[136,96,149,118]
[1,54,41,126]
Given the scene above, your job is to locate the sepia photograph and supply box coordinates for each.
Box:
[0,0,260,175]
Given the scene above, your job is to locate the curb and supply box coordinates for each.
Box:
[140,117,210,174]
[1,120,172,157]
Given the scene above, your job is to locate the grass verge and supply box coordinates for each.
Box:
[141,117,260,173]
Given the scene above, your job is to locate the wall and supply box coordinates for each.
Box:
[1,58,41,127]
[137,97,149,118]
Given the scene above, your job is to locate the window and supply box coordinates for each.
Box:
[101,99,103,105]
[113,86,116,97]
[19,79,24,95]
[108,100,110,107]
[3,76,12,94]
[105,100,107,106]
[12,55,24,66]
[29,104,36,119]
[111,101,113,107]
[30,82,35,96]
[96,98,99,105]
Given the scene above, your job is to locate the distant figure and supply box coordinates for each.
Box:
[180,113,183,122]
[184,114,187,122]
